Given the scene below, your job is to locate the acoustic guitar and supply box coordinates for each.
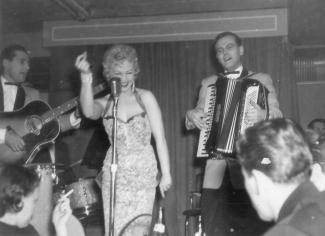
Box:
[0,83,108,164]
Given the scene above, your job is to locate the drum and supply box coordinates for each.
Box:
[28,164,56,236]
[65,177,101,219]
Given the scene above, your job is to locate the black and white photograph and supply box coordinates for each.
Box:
[1,0,325,235]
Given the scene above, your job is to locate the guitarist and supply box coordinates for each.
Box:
[0,44,81,163]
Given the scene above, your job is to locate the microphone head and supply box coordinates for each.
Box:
[109,77,121,97]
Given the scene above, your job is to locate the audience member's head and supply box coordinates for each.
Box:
[236,118,313,221]
[309,125,325,191]
[307,118,325,140]
[0,164,40,228]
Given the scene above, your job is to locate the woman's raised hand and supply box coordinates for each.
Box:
[75,52,93,83]
[75,52,91,74]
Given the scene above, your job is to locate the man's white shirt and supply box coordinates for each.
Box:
[0,76,19,143]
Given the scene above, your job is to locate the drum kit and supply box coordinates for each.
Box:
[26,162,103,236]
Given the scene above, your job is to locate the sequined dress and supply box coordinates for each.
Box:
[101,107,158,236]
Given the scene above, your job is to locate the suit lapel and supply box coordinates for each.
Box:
[240,68,249,78]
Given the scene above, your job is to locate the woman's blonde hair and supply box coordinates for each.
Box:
[102,44,140,79]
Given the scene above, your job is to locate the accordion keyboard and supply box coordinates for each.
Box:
[196,84,216,158]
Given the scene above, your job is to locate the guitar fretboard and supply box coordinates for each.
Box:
[42,83,108,123]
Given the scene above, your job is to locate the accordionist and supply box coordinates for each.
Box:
[186,66,282,159]
[185,32,282,236]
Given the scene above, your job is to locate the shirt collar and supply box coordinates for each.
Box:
[225,65,243,79]
[1,76,18,87]
[1,76,11,84]
[1,76,8,87]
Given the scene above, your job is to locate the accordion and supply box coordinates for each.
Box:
[196,76,269,158]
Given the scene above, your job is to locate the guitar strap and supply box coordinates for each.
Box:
[13,84,25,110]
[0,82,3,111]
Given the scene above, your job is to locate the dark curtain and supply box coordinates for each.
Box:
[48,36,294,235]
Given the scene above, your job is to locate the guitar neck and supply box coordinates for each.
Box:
[42,83,108,122]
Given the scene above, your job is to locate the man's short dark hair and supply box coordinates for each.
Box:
[1,44,28,62]
[214,31,242,47]
[236,118,312,184]
[0,164,40,217]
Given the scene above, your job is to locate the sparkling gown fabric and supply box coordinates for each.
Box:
[101,108,158,236]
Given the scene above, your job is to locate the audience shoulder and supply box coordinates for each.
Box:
[289,202,325,234]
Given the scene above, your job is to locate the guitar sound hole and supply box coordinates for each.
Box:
[26,116,43,135]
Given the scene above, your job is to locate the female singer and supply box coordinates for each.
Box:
[75,44,172,236]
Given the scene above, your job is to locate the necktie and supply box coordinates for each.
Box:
[224,71,240,75]
[5,82,21,86]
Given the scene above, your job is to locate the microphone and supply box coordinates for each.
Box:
[109,77,121,98]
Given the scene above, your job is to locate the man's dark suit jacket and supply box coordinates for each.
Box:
[264,181,325,236]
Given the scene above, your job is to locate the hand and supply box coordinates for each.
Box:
[248,100,267,122]
[159,173,172,198]
[74,106,81,119]
[52,197,72,236]
[75,52,91,74]
[186,109,208,130]
[5,127,25,152]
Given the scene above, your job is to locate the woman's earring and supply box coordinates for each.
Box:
[131,80,135,92]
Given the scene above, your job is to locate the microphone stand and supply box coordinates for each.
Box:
[109,95,119,236]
